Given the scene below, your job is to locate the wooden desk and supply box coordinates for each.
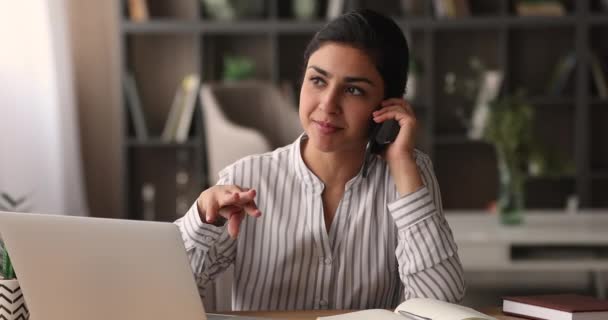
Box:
[224,307,525,319]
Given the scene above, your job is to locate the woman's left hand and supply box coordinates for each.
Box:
[371,98,417,165]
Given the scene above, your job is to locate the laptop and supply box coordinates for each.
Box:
[0,211,266,320]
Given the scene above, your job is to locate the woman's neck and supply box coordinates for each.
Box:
[301,139,366,188]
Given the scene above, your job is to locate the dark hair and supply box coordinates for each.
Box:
[302,9,410,98]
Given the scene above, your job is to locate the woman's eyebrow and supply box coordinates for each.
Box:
[308,65,375,86]
[344,76,374,86]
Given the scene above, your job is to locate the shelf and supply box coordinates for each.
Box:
[123,20,296,34]
[589,14,608,25]
[428,16,577,29]
[529,96,575,106]
[126,138,201,148]
[434,135,487,145]
[123,20,201,34]
[118,1,608,217]
[122,15,586,35]
[526,175,576,181]
[591,98,608,105]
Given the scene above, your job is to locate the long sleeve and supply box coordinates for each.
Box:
[174,171,237,297]
[387,152,466,303]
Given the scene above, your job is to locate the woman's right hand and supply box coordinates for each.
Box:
[196,185,262,239]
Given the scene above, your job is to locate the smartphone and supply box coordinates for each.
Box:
[362,118,400,177]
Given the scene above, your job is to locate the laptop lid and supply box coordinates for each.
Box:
[0,211,207,320]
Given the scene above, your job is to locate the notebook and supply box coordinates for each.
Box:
[317,298,497,320]
[502,294,608,320]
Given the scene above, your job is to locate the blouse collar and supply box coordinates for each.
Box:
[291,133,376,194]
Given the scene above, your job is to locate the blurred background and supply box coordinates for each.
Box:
[1,0,608,311]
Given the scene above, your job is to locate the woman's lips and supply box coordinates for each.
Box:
[313,120,342,134]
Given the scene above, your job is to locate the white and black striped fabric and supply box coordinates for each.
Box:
[175,134,465,311]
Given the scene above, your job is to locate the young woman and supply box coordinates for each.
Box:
[175,9,465,311]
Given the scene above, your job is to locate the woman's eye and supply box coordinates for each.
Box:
[346,86,364,96]
[310,76,325,86]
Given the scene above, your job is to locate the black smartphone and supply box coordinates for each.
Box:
[361,118,400,177]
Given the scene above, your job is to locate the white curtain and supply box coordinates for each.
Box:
[0,0,88,216]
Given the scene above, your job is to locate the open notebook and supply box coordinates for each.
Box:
[318,298,497,320]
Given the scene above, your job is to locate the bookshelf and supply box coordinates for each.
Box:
[117,0,608,221]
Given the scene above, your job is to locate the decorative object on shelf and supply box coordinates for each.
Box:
[162,74,201,143]
[444,56,502,140]
[590,51,608,99]
[546,51,576,96]
[482,91,533,225]
[201,0,236,20]
[231,0,266,19]
[222,55,256,82]
[123,72,149,141]
[201,0,266,20]
[400,0,426,17]
[293,0,317,20]
[326,0,345,20]
[0,243,30,320]
[445,57,574,225]
[175,150,192,218]
[141,183,156,221]
[469,70,503,140]
[432,0,470,19]
[515,0,565,17]
[483,89,574,224]
[405,56,423,101]
[127,0,149,22]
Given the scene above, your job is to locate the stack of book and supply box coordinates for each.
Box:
[515,0,566,16]
[123,73,201,143]
[433,0,470,18]
[503,294,608,320]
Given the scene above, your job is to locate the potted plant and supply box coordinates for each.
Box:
[444,57,574,225]
[0,242,29,320]
[482,91,534,225]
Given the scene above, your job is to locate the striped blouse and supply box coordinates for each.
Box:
[174,134,465,311]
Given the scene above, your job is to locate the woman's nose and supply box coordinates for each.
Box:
[319,87,341,114]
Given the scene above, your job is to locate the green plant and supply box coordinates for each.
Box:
[445,57,574,178]
[483,91,534,171]
[222,55,256,82]
[0,243,15,279]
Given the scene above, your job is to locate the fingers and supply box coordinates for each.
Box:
[198,185,262,239]
[218,189,256,207]
[204,198,221,223]
[227,212,245,239]
[373,99,416,125]
[219,202,259,239]
[373,107,416,127]
[376,99,415,116]
[242,202,262,218]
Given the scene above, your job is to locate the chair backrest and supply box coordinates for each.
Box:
[199,80,302,182]
[206,82,302,148]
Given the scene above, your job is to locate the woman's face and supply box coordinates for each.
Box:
[299,42,385,154]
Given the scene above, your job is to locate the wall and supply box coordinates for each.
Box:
[0,1,88,216]
[67,0,124,218]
